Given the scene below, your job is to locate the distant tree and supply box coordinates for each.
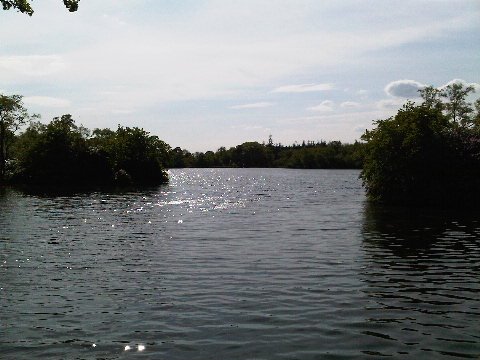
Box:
[1,0,79,15]
[232,142,273,167]
[0,94,32,184]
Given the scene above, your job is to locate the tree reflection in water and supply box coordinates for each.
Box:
[360,203,480,358]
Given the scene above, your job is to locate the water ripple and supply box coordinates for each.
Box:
[1,169,479,359]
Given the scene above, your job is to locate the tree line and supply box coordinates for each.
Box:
[3,81,478,199]
[0,94,364,189]
[168,139,364,169]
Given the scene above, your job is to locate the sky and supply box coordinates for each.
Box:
[1,0,479,151]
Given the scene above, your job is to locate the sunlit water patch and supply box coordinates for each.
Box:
[1,169,479,359]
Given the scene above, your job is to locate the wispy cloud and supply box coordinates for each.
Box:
[23,96,71,108]
[356,90,369,99]
[273,83,333,93]
[307,100,334,112]
[0,55,66,78]
[376,98,407,110]
[230,102,275,109]
[340,101,360,108]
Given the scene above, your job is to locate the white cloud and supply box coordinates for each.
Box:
[340,101,360,108]
[357,89,369,98]
[376,98,408,110]
[23,96,71,108]
[0,55,67,77]
[439,78,480,91]
[272,83,333,93]
[308,100,334,112]
[230,102,275,109]
[384,79,426,98]
[111,109,134,115]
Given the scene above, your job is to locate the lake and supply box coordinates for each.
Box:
[1,168,479,359]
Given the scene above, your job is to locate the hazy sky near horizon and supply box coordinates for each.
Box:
[1,0,479,151]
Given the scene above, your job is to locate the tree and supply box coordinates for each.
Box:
[0,94,31,184]
[361,87,480,206]
[12,114,100,185]
[90,126,170,185]
[441,82,475,126]
[12,117,170,187]
[419,86,442,110]
[474,99,480,129]
[1,0,79,15]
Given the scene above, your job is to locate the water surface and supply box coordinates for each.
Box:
[1,169,479,359]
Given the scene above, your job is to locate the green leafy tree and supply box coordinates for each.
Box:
[419,86,442,110]
[12,117,170,187]
[232,142,273,167]
[91,126,170,185]
[12,114,101,185]
[441,82,476,126]
[0,94,32,183]
[361,103,450,204]
[1,0,79,15]
[361,87,480,206]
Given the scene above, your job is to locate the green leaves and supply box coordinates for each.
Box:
[1,0,33,15]
[0,94,32,183]
[1,0,79,15]
[63,0,79,12]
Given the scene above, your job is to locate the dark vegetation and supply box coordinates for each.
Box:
[168,138,364,169]
[361,82,480,206]
[0,97,169,188]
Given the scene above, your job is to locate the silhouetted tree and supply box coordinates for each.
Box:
[91,125,170,185]
[361,85,480,206]
[11,116,169,187]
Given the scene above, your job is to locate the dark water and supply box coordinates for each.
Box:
[1,168,479,359]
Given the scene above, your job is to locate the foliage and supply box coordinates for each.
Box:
[10,115,169,187]
[361,83,480,206]
[1,0,79,15]
[90,126,170,185]
[441,82,475,126]
[167,140,364,169]
[0,94,33,184]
